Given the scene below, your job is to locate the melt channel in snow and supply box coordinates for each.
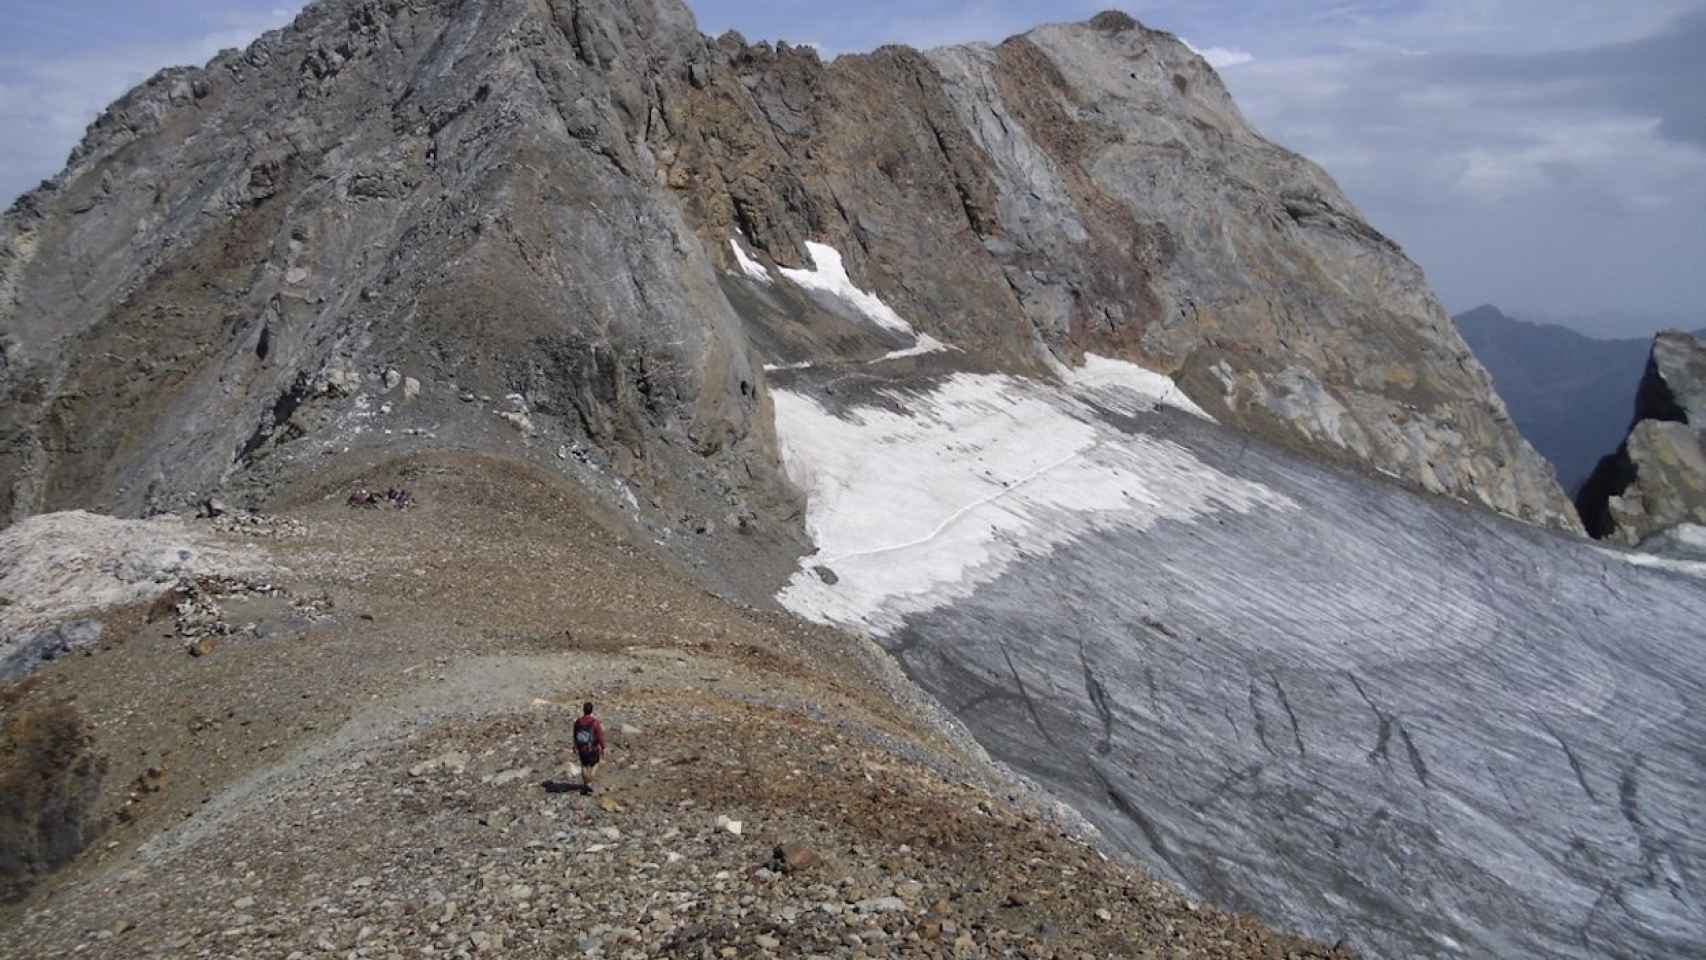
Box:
[773,359,1293,634]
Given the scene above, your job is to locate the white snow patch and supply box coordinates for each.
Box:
[729,238,772,284]
[1646,523,1706,553]
[764,361,815,372]
[1600,547,1706,580]
[778,242,914,334]
[771,240,953,364]
[616,481,641,513]
[872,333,953,364]
[773,372,1293,634]
[1063,353,1214,421]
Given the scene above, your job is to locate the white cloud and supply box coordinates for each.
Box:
[1218,8,1706,322]
[1,6,302,205]
[1181,37,1255,68]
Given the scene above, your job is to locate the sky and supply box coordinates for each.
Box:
[2,1,1702,337]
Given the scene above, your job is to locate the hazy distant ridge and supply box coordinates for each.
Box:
[1454,305,1705,494]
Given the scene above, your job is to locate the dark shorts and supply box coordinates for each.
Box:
[578,751,600,768]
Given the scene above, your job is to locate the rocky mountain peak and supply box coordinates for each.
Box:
[9,7,1706,958]
[1640,330,1706,425]
[1,0,1577,537]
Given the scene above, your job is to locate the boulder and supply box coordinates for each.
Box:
[409,751,470,778]
[854,896,907,914]
[0,620,103,681]
[774,843,821,874]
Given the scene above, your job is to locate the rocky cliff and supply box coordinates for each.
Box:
[1578,330,1706,543]
[0,0,789,546]
[0,0,1577,533]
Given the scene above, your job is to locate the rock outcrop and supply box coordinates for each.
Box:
[0,0,1575,531]
[1578,331,1706,543]
[0,0,786,534]
[1453,305,1699,494]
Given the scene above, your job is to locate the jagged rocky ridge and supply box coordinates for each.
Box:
[0,0,1577,534]
[3,4,1703,958]
[1578,330,1706,544]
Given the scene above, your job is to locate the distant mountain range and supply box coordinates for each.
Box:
[1455,305,1706,495]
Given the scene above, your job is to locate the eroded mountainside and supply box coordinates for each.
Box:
[0,453,1352,960]
[10,5,1706,956]
[0,0,1577,535]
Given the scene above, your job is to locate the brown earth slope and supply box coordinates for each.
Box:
[0,454,1351,959]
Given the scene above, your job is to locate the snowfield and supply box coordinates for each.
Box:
[768,359,1706,960]
[774,364,1271,635]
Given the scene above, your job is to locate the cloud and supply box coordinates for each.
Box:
[1181,38,1255,69]
[1221,6,1706,324]
[1422,9,1706,149]
[0,6,302,206]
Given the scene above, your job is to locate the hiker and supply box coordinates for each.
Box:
[572,701,606,795]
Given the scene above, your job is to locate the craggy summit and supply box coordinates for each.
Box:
[1,0,1575,533]
[10,3,1692,960]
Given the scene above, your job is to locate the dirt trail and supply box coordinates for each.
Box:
[0,453,1350,959]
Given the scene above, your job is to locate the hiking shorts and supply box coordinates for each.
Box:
[578,750,601,769]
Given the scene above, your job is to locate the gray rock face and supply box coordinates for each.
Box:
[0,0,787,533]
[0,1,1572,534]
[1578,331,1706,543]
[920,23,1574,530]
[1646,330,1706,424]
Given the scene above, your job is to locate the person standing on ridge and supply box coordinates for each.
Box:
[573,702,606,795]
